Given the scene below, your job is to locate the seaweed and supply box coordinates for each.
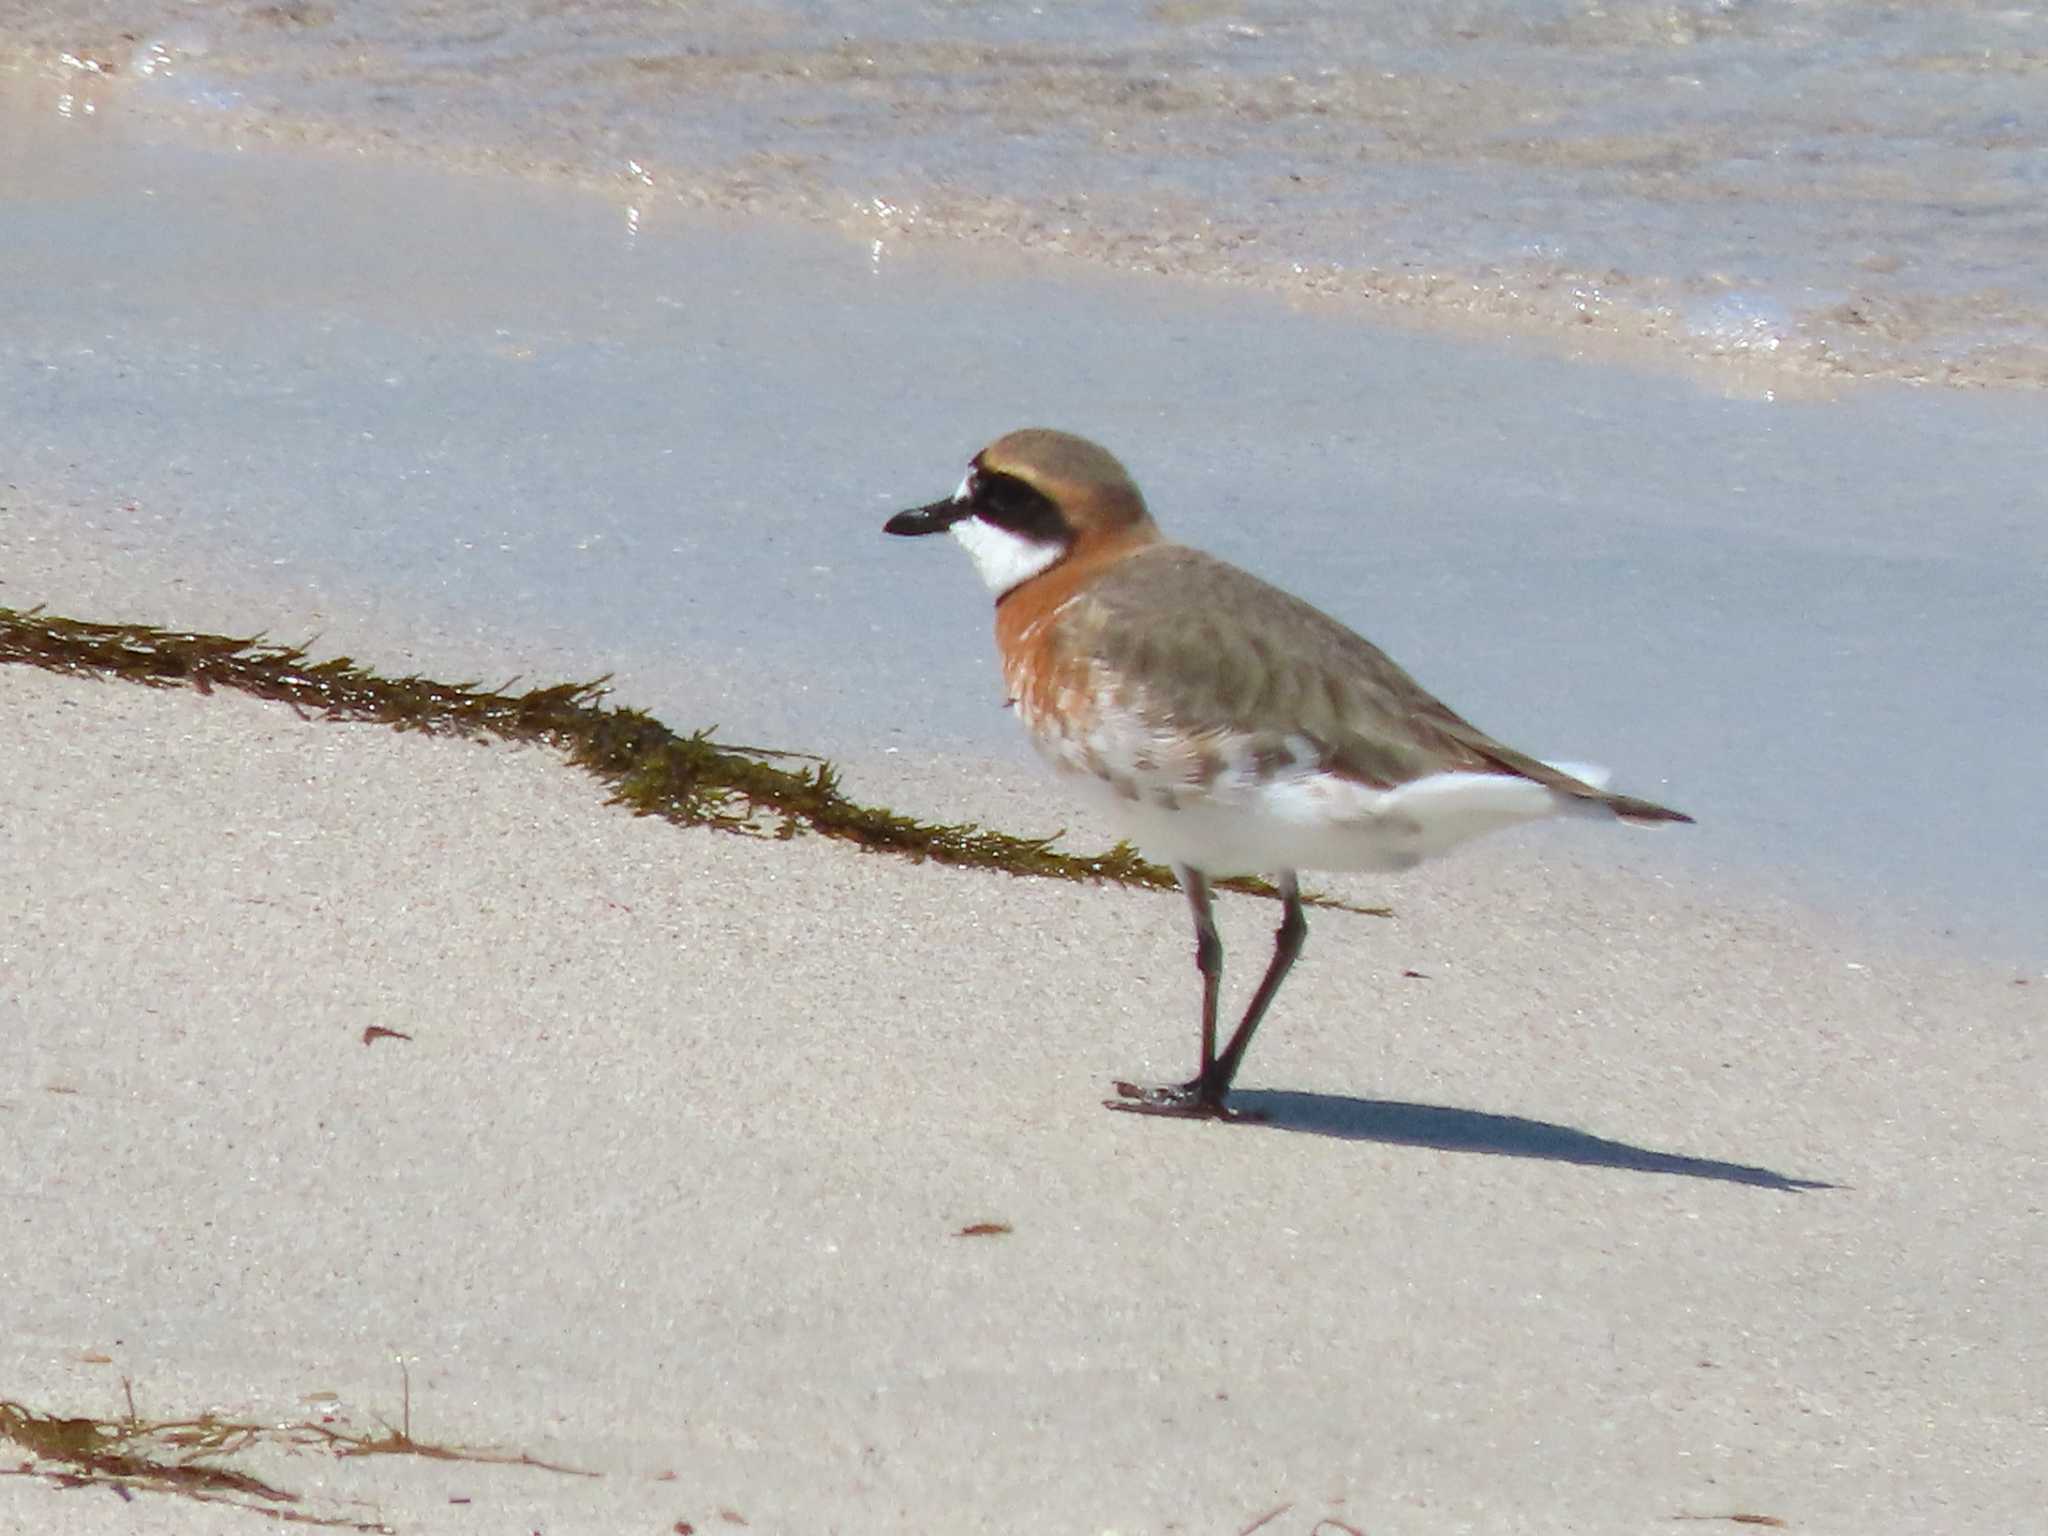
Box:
[0,1371,593,1529]
[0,605,1387,916]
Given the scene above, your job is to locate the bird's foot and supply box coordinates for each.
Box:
[1106,1079,1265,1123]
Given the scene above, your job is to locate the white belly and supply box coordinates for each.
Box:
[1055,755,1584,878]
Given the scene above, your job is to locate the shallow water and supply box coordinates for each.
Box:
[4,103,2044,965]
[8,0,2048,387]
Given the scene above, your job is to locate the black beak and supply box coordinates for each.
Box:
[884,497,970,537]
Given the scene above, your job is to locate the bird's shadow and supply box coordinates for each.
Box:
[1228,1090,1836,1191]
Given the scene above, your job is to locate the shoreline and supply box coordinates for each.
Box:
[4,476,2037,978]
[5,44,2046,396]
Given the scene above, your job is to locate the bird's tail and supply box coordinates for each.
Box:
[1604,791,1694,825]
[1541,759,1693,825]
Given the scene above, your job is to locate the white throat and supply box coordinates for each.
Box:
[950,516,1064,596]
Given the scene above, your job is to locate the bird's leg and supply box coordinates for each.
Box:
[1201,872,1306,1102]
[1112,865,1221,1115]
[1110,869,1305,1122]
[1180,866,1222,1078]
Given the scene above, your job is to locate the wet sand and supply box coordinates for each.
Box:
[6,100,2045,957]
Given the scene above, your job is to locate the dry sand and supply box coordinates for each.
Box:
[4,508,2043,1536]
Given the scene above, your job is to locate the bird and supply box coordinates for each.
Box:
[884,429,1691,1121]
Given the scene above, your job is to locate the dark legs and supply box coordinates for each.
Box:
[1211,870,1306,1096]
[1180,866,1224,1080]
[1110,869,1307,1120]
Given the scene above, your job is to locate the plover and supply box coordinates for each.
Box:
[885,429,1691,1120]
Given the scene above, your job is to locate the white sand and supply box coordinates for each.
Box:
[4,524,2043,1535]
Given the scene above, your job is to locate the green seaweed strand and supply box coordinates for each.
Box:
[0,605,1386,916]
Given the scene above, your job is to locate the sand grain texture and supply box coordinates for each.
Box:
[4,659,2042,1534]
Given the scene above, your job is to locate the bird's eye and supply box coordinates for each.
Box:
[973,470,1061,535]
